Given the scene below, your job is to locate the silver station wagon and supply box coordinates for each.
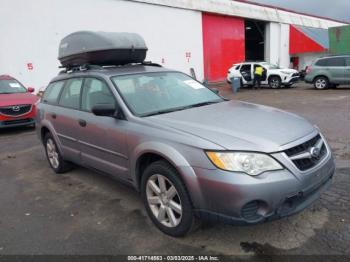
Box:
[36,31,335,236]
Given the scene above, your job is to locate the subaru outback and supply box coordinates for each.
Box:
[37,64,335,236]
[305,55,350,89]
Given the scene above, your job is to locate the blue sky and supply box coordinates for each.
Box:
[248,0,350,22]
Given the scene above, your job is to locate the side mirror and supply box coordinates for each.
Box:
[210,88,220,94]
[27,87,35,93]
[91,104,117,117]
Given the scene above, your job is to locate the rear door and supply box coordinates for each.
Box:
[54,78,84,163]
[326,57,346,83]
[344,56,350,83]
[240,64,252,83]
[78,77,129,180]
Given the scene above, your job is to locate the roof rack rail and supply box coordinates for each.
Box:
[59,61,162,74]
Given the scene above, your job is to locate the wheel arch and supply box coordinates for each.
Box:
[39,121,64,155]
[268,74,282,82]
[312,75,329,83]
[132,142,191,191]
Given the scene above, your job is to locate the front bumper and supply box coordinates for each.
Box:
[0,106,36,129]
[283,76,299,85]
[304,75,313,83]
[0,118,35,128]
[190,149,335,225]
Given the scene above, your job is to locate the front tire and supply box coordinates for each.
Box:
[313,76,329,90]
[44,133,72,173]
[269,76,281,89]
[141,160,196,237]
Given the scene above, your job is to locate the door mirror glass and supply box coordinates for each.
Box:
[210,88,219,94]
[91,104,117,117]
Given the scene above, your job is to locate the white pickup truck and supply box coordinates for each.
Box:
[227,62,299,88]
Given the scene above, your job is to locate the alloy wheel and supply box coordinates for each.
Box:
[315,78,327,89]
[146,174,182,228]
[46,138,59,169]
[270,79,279,88]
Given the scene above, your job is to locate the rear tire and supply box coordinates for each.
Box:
[313,76,329,90]
[269,76,281,89]
[141,160,197,237]
[44,132,72,174]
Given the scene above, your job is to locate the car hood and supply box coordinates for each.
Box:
[0,93,39,107]
[149,101,315,152]
[270,68,298,74]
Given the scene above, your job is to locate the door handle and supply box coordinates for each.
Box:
[78,119,87,127]
[51,113,57,119]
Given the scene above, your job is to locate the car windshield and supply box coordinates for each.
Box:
[112,72,223,117]
[0,79,27,94]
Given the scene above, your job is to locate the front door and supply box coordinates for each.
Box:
[78,77,129,180]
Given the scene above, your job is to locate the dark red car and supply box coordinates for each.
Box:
[0,75,39,128]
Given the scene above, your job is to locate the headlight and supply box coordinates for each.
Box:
[206,151,283,176]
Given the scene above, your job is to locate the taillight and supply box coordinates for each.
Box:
[306,66,312,74]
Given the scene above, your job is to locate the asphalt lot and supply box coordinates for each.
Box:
[0,84,349,257]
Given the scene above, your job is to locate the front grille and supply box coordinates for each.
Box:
[0,104,32,117]
[284,134,327,171]
[292,73,299,77]
[3,118,33,126]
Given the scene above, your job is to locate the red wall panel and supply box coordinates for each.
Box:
[290,25,326,55]
[202,13,245,82]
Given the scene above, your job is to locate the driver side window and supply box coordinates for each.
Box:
[81,78,116,112]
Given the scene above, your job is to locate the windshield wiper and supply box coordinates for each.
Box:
[183,100,221,109]
[142,100,222,117]
[142,107,186,117]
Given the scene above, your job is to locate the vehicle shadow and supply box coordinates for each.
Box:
[0,125,36,137]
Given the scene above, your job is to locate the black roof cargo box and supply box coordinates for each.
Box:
[58,31,148,67]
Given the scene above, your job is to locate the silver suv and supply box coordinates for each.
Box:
[305,55,350,89]
[37,64,335,236]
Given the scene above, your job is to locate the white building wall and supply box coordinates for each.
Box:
[265,22,290,68]
[0,0,204,92]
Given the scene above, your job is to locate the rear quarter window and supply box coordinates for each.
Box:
[315,59,327,66]
[42,81,65,104]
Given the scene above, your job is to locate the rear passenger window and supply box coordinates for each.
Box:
[42,81,65,104]
[327,57,345,67]
[240,64,251,71]
[81,78,115,112]
[58,78,83,109]
[345,57,350,66]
